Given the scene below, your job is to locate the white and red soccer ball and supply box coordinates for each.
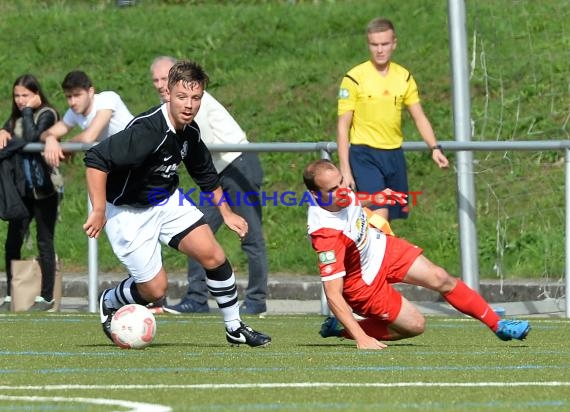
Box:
[110,304,157,349]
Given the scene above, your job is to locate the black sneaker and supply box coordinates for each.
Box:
[99,289,116,343]
[163,300,209,314]
[226,321,271,348]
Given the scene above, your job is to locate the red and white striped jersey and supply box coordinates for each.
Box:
[307,191,387,287]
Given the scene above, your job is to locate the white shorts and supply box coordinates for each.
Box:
[104,191,203,283]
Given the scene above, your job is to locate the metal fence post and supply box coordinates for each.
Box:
[566,148,570,317]
[18,141,570,318]
[319,149,332,316]
[448,0,480,291]
[87,197,98,313]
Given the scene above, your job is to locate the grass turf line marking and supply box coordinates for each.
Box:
[1,382,570,390]
[0,395,171,412]
[1,364,567,375]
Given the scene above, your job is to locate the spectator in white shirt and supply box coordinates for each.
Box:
[150,56,269,315]
[41,70,133,167]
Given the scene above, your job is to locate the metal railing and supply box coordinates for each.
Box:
[21,140,570,317]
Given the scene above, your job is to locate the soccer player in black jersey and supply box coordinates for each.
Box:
[83,60,271,347]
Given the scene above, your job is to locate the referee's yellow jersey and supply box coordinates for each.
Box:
[338,60,420,149]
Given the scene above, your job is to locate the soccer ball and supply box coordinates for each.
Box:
[110,304,157,349]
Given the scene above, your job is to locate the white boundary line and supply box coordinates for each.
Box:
[0,395,170,412]
[2,383,567,411]
[1,382,570,390]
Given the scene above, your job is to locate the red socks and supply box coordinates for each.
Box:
[443,279,500,331]
[341,280,500,340]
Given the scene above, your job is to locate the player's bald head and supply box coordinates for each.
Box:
[303,159,337,192]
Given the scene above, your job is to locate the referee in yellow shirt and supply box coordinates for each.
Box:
[337,17,449,222]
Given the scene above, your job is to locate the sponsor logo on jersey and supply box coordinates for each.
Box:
[318,250,336,264]
[338,88,349,99]
[354,211,368,251]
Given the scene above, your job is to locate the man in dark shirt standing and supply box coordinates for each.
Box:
[83,60,271,347]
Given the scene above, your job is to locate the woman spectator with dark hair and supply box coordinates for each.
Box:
[0,74,60,311]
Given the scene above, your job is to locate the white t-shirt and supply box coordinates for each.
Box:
[195,91,248,173]
[63,91,133,141]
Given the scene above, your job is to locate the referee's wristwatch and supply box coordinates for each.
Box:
[431,144,443,153]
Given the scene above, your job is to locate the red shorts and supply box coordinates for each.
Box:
[345,236,423,322]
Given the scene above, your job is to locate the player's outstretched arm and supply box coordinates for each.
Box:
[83,167,108,239]
[323,278,388,350]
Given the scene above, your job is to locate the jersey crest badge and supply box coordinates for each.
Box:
[318,250,336,264]
[338,88,349,99]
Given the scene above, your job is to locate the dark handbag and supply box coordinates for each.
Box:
[0,155,29,221]
[22,153,57,199]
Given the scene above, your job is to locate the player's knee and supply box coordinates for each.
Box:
[429,266,456,292]
[199,257,218,269]
[407,315,426,337]
[200,249,226,269]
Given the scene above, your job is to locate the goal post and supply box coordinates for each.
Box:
[448,0,480,292]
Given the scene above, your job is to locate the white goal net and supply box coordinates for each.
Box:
[466,0,568,303]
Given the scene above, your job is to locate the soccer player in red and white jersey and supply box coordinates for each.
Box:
[303,159,530,350]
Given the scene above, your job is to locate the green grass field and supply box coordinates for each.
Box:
[1,312,569,411]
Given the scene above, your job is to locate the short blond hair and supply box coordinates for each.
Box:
[366,17,395,35]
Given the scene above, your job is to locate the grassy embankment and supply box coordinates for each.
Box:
[0,0,566,280]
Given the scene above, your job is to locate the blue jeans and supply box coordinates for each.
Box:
[184,152,268,306]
